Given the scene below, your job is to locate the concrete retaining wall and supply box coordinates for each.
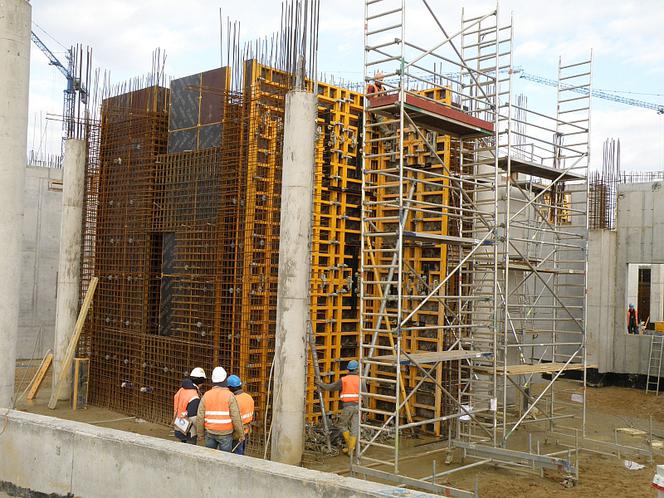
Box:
[0,410,429,498]
[18,166,63,359]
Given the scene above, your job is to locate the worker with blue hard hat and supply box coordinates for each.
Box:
[227,375,254,455]
[628,303,638,334]
[316,359,361,456]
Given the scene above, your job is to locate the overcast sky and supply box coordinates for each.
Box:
[27,0,664,171]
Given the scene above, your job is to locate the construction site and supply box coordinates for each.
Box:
[2,0,664,497]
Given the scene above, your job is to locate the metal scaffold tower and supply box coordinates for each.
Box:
[357,0,590,493]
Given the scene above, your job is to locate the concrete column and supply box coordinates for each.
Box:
[52,139,86,400]
[626,264,639,317]
[650,265,664,323]
[0,0,31,408]
[270,90,317,465]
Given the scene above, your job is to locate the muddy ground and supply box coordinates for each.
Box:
[13,360,663,497]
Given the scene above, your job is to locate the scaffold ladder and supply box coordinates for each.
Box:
[646,334,664,395]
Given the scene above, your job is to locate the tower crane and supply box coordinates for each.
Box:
[30,30,88,142]
[512,68,664,115]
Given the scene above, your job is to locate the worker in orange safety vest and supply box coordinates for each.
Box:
[195,366,244,451]
[317,359,361,456]
[172,367,206,444]
[366,71,384,95]
[628,303,639,334]
[227,374,254,455]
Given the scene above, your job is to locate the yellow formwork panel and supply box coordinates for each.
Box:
[307,82,363,422]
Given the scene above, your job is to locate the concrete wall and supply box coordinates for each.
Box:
[0,410,428,498]
[588,182,664,375]
[586,229,616,370]
[18,166,63,359]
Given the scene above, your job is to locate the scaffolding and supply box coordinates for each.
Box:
[357,0,590,493]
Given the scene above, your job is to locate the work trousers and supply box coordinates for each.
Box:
[233,437,247,455]
[338,404,359,437]
[174,430,196,444]
[205,433,233,452]
[628,319,638,335]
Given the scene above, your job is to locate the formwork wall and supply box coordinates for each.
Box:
[80,63,451,447]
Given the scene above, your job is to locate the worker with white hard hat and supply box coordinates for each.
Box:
[317,359,361,456]
[173,367,207,444]
[196,366,244,451]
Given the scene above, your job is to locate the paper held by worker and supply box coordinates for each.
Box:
[174,416,192,434]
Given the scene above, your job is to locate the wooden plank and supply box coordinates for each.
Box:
[372,350,489,365]
[48,277,98,409]
[474,362,596,375]
[26,351,53,400]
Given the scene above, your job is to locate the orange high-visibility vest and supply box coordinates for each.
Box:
[203,387,234,432]
[236,392,254,434]
[173,387,199,419]
[366,83,383,95]
[341,374,360,404]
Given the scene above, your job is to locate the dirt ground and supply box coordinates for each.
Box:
[13,361,663,497]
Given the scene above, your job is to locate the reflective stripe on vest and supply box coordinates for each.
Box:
[203,388,234,431]
[173,387,199,418]
[341,374,360,403]
[236,392,254,431]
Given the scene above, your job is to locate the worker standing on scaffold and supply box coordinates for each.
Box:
[317,360,360,456]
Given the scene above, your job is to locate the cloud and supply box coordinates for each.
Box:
[27,0,663,172]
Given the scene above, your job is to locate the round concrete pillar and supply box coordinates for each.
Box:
[270,90,317,465]
[52,139,86,401]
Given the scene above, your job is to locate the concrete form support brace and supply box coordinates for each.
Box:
[270,90,317,465]
[0,0,31,408]
[52,139,86,400]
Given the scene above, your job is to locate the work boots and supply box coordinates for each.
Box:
[341,431,357,456]
[341,431,351,454]
[347,436,357,456]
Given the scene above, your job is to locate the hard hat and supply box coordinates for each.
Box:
[347,360,359,371]
[227,375,242,388]
[629,303,634,308]
[190,367,206,379]
[211,366,228,383]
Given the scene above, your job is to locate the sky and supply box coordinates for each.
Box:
[27,0,664,172]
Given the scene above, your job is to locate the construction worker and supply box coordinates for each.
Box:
[196,366,244,451]
[316,359,360,455]
[365,71,393,147]
[628,303,638,334]
[227,374,254,455]
[366,70,384,95]
[172,367,206,444]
